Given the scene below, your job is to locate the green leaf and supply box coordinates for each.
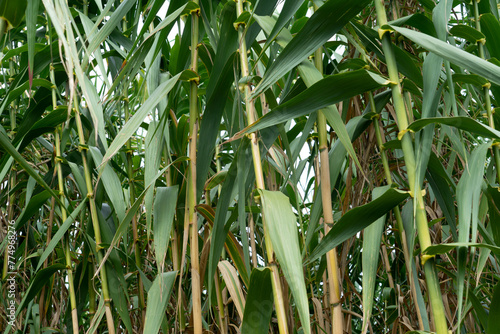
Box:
[234,11,251,29]
[153,186,179,271]
[261,0,305,53]
[207,139,251,299]
[389,13,436,37]
[179,68,200,83]
[106,262,133,333]
[408,117,500,139]
[143,271,178,334]
[103,161,186,260]
[488,282,500,334]
[36,199,88,271]
[455,142,489,323]
[252,0,372,97]
[450,24,486,44]
[89,147,126,223]
[241,267,273,334]
[424,242,500,256]
[258,189,310,334]
[83,0,136,65]
[452,74,489,87]
[254,14,365,182]
[362,186,389,334]
[238,70,388,136]
[17,264,67,314]
[144,120,164,237]
[100,73,180,169]
[197,1,238,199]
[390,25,500,85]
[204,171,228,191]
[25,0,39,89]
[480,14,500,60]
[218,260,246,320]
[308,187,410,263]
[15,190,51,230]
[0,131,62,206]
[0,0,27,29]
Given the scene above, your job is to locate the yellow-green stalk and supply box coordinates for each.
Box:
[313,46,344,334]
[2,57,17,281]
[123,91,146,324]
[370,100,424,330]
[374,1,448,333]
[235,1,289,333]
[73,96,115,334]
[46,15,80,330]
[187,1,202,332]
[474,1,500,183]
[215,272,227,334]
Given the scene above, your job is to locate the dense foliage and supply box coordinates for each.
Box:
[1,0,500,333]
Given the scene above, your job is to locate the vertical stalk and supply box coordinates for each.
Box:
[215,273,227,334]
[73,96,116,334]
[2,57,16,281]
[46,15,80,331]
[313,46,343,334]
[474,1,500,183]
[235,1,289,333]
[54,98,80,334]
[188,1,202,333]
[123,81,145,326]
[374,1,448,333]
[370,95,424,329]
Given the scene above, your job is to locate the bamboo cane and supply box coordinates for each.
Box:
[374,1,448,332]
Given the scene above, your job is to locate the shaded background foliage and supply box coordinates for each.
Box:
[0,0,500,333]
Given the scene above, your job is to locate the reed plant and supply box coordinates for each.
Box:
[1,0,500,333]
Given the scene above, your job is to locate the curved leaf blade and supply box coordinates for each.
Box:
[308,187,410,263]
[252,0,372,97]
[390,25,500,85]
[258,189,310,334]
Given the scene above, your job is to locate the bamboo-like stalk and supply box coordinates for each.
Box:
[38,197,55,326]
[2,56,16,281]
[235,1,289,333]
[313,46,343,334]
[123,81,145,327]
[215,272,227,334]
[54,98,80,334]
[188,1,202,332]
[370,94,424,330]
[46,15,80,330]
[72,96,116,334]
[473,2,500,183]
[373,1,448,333]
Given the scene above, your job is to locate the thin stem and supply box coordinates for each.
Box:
[73,97,115,334]
[123,89,145,325]
[314,40,343,334]
[371,106,424,329]
[48,13,80,329]
[473,1,500,184]
[235,1,289,333]
[374,1,448,332]
[215,272,227,334]
[188,2,202,332]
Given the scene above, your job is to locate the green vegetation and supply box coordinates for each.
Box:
[1,0,500,333]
